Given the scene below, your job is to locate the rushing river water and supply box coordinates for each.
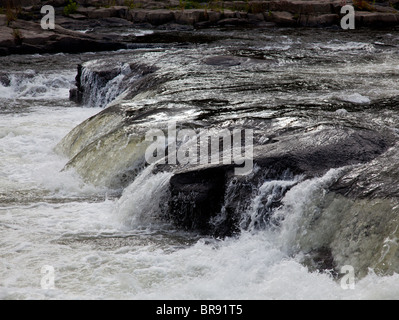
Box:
[1,27,399,299]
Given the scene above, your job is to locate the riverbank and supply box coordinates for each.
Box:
[0,0,399,55]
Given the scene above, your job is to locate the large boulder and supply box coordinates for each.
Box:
[165,125,395,237]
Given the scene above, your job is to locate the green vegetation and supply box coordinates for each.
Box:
[179,0,207,10]
[2,0,19,26]
[166,0,268,13]
[247,1,265,14]
[352,0,376,11]
[390,1,399,10]
[124,0,144,9]
[63,0,78,15]
[104,0,116,8]
[124,0,134,9]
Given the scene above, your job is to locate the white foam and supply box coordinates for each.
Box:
[0,71,73,100]
[114,165,173,228]
[312,41,375,52]
[336,108,349,116]
[1,161,399,299]
[0,106,104,197]
[338,93,371,105]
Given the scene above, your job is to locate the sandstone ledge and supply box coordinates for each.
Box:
[0,15,126,55]
[1,0,399,55]
[64,1,399,28]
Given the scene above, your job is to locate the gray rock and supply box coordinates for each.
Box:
[75,7,97,17]
[268,11,297,26]
[146,9,175,25]
[86,7,119,19]
[203,55,243,66]
[0,73,10,86]
[0,19,126,55]
[0,14,7,27]
[68,13,87,20]
[247,12,265,21]
[355,12,399,27]
[206,10,222,23]
[1,0,41,7]
[166,126,394,237]
[216,17,251,26]
[174,9,207,25]
[127,9,148,23]
[299,13,339,26]
[222,10,237,19]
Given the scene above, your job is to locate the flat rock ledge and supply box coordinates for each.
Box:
[0,15,126,55]
[47,0,399,28]
[1,0,399,55]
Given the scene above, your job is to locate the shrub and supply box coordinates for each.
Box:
[63,0,78,15]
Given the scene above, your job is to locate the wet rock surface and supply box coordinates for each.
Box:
[55,24,399,277]
[1,0,399,55]
[166,125,395,237]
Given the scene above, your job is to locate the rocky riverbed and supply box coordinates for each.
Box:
[49,25,399,279]
[1,0,399,55]
[2,0,399,299]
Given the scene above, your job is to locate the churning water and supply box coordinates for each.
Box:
[1,28,399,300]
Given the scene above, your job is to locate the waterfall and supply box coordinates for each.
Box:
[114,165,173,228]
[79,62,133,108]
[0,70,72,101]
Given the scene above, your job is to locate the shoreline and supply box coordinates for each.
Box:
[1,0,399,55]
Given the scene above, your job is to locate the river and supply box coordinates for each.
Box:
[1,27,399,299]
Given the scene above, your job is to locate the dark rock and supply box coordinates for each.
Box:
[0,0,41,6]
[299,13,339,27]
[75,6,97,17]
[68,13,87,20]
[203,55,243,67]
[207,10,222,23]
[168,166,230,235]
[0,19,127,55]
[42,0,66,7]
[86,7,119,19]
[330,143,399,200]
[127,9,147,23]
[156,22,194,30]
[248,0,270,13]
[355,12,399,27]
[267,11,298,26]
[0,27,14,54]
[217,17,252,26]
[247,12,265,21]
[174,9,207,25]
[0,14,6,27]
[146,9,175,25]
[0,73,10,87]
[69,87,83,103]
[221,10,238,19]
[166,126,395,237]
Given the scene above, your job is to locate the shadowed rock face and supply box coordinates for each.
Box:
[330,143,399,200]
[165,126,395,237]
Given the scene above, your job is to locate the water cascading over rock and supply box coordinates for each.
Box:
[58,48,399,279]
